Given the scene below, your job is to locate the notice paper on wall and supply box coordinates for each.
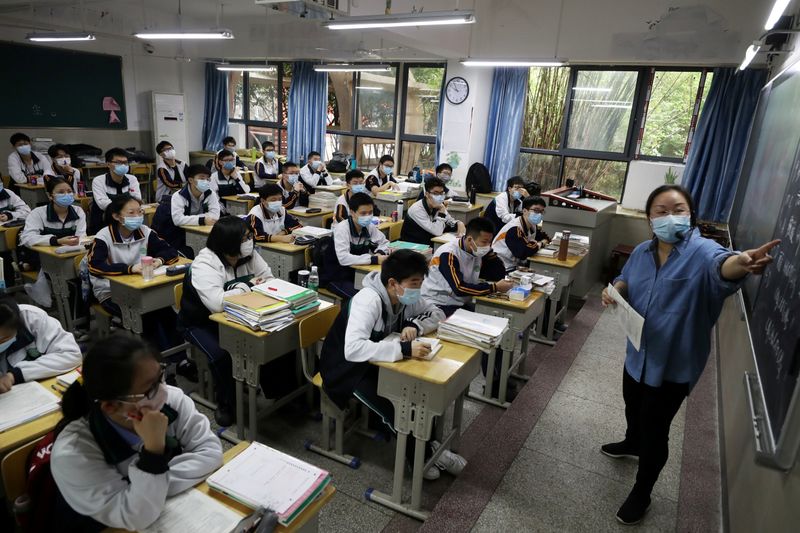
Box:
[605,283,644,350]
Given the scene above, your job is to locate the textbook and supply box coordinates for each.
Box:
[388,240,433,259]
[207,442,331,526]
[293,226,332,239]
[252,279,318,310]
[436,308,509,354]
[0,381,61,432]
[141,489,241,533]
[57,369,82,388]
[223,292,293,331]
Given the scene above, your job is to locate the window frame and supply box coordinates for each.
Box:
[398,62,447,145]
[228,63,290,151]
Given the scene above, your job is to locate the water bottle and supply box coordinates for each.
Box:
[469,185,477,205]
[77,179,85,197]
[141,256,154,282]
[396,200,404,220]
[308,265,319,292]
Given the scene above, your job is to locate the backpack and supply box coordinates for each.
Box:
[15,432,58,532]
[327,152,349,173]
[311,236,338,285]
[465,162,493,193]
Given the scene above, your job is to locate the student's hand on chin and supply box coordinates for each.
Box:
[0,214,8,223]
[400,326,418,342]
[133,408,169,455]
[0,372,15,393]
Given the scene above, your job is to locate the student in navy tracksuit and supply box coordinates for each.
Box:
[155,141,187,203]
[253,141,282,188]
[247,184,302,243]
[492,196,551,271]
[89,148,142,235]
[483,176,529,234]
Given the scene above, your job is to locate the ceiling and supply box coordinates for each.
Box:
[0,0,788,66]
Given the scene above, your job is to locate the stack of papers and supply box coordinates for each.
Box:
[388,240,433,260]
[395,182,421,195]
[223,292,293,332]
[437,308,509,353]
[383,333,442,360]
[236,193,259,200]
[0,382,61,432]
[253,279,320,317]
[208,442,331,526]
[378,189,418,200]
[293,226,332,239]
[141,490,242,533]
[536,248,557,258]
[308,192,338,210]
[447,200,472,209]
[549,232,590,256]
[57,369,81,387]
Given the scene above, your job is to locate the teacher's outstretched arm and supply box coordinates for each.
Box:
[721,239,781,280]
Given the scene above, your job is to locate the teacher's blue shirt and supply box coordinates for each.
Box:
[615,228,743,388]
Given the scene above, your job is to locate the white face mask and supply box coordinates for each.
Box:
[473,245,491,257]
[162,149,176,160]
[55,157,71,167]
[240,239,254,257]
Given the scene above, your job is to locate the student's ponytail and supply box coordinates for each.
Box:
[55,381,92,436]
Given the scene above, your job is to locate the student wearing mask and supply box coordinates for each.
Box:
[90,148,142,235]
[210,149,250,199]
[365,154,399,196]
[417,163,454,200]
[44,144,80,189]
[321,192,389,301]
[151,165,220,258]
[275,161,307,210]
[493,196,551,271]
[248,184,302,243]
[483,176,529,233]
[0,297,82,394]
[221,136,246,169]
[155,141,187,203]
[319,250,466,480]
[0,176,31,284]
[400,177,465,246]
[51,335,223,532]
[179,216,282,426]
[254,141,282,187]
[299,151,332,191]
[332,169,381,226]
[7,132,52,185]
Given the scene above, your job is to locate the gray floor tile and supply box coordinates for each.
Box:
[558,352,625,409]
[319,492,393,533]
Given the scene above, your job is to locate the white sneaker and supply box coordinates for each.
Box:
[423,466,441,480]
[431,441,467,475]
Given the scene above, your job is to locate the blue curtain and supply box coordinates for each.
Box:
[287,62,328,164]
[202,62,229,151]
[683,67,767,222]
[483,67,529,190]
[434,67,447,166]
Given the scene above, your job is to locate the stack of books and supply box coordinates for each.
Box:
[396,182,421,195]
[308,192,338,210]
[223,292,293,332]
[548,232,590,256]
[293,226,332,239]
[388,240,433,260]
[253,278,320,318]
[437,308,509,353]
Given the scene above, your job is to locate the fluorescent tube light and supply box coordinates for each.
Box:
[26,32,96,42]
[216,65,276,71]
[135,29,234,40]
[314,64,391,72]
[573,87,611,92]
[325,11,475,30]
[461,60,564,67]
[739,44,761,70]
[356,86,383,91]
[591,104,631,109]
[765,0,792,30]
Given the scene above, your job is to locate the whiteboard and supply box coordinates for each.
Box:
[151,92,188,163]
[622,160,685,211]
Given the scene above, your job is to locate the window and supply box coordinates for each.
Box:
[356,68,397,133]
[324,133,355,162]
[246,126,283,155]
[327,72,354,131]
[357,137,395,169]
[521,66,570,150]
[404,67,444,137]
[517,152,561,192]
[400,141,436,171]
[248,71,279,123]
[229,72,244,120]
[563,157,628,200]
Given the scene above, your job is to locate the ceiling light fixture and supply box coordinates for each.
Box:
[739,43,762,70]
[314,64,391,72]
[216,64,276,71]
[764,0,792,30]
[572,87,611,92]
[461,60,565,67]
[134,29,234,40]
[26,32,96,42]
[356,86,383,90]
[325,11,475,30]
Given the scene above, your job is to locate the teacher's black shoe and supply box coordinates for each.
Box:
[616,490,651,525]
[601,440,639,460]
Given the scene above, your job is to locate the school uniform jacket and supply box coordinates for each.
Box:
[88,224,179,303]
[365,168,396,195]
[156,160,187,202]
[43,166,81,189]
[319,270,445,407]
[90,173,142,233]
[210,170,250,197]
[492,217,551,270]
[421,237,506,308]
[0,304,81,383]
[276,178,305,210]
[151,186,221,251]
[51,385,223,531]
[178,247,274,330]
[247,204,301,242]
[299,164,331,191]
[399,198,458,246]
[322,218,389,285]
[484,191,522,233]
[7,150,52,184]
[20,203,87,247]
[332,191,381,226]
[253,156,281,188]
[0,188,31,220]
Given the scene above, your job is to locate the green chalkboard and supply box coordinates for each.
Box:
[0,41,127,129]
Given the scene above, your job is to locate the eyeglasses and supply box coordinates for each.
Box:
[117,364,165,402]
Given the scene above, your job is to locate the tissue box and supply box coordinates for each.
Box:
[508,287,531,301]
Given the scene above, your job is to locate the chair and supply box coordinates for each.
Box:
[3,225,35,290]
[388,220,403,242]
[74,255,111,338]
[1,437,42,504]
[174,283,216,409]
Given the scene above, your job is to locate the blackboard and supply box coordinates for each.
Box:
[730,58,800,444]
[0,41,127,129]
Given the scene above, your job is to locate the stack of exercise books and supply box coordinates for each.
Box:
[436,308,509,353]
[388,240,433,260]
[253,278,320,318]
[223,292,293,332]
[308,191,338,210]
[548,231,590,256]
[293,226,332,239]
[207,441,331,527]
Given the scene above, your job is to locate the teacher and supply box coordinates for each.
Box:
[600,184,779,525]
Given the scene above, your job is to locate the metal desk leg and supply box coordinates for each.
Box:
[49,274,73,331]
[235,379,245,441]
[498,348,512,405]
[411,436,426,511]
[249,382,258,442]
[451,393,464,452]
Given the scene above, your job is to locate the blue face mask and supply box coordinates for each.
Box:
[397,285,421,306]
[222,161,236,171]
[54,193,74,207]
[114,163,129,176]
[357,215,372,228]
[0,335,16,353]
[122,215,144,231]
[651,214,691,244]
[382,165,393,176]
[528,212,543,226]
[265,151,276,159]
[194,179,211,192]
[16,145,31,156]
[512,190,522,201]
[430,194,446,205]
[286,174,299,185]
[311,160,322,170]
[351,184,366,194]
[266,201,282,213]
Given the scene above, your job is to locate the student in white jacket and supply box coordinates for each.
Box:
[20,176,86,248]
[298,150,332,191]
[7,132,52,185]
[0,298,82,392]
[51,335,223,531]
[89,148,142,234]
[319,250,466,480]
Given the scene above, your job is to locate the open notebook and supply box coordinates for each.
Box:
[0,381,61,432]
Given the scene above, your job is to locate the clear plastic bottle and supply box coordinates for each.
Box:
[308,265,319,292]
[141,256,154,282]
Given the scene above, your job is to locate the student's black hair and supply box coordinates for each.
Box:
[380,249,428,285]
[222,136,236,146]
[206,216,251,258]
[156,140,173,154]
[379,154,394,165]
[186,164,211,179]
[261,140,275,150]
[348,192,374,212]
[424,176,447,193]
[435,163,452,174]
[345,169,365,183]
[307,151,321,159]
[0,298,21,330]
[465,217,496,238]
[217,149,235,160]
[259,184,283,200]
[47,143,70,159]
[45,176,71,195]
[105,147,129,163]
[506,176,525,189]
[55,335,161,437]
[282,160,299,170]
[9,132,30,145]
[107,194,142,223]
[522,196,546,210]
[645,184,697,226]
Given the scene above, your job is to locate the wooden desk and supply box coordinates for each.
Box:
[376,217,402,241]
[222,195,256,216]
[31,243,89,330]
[257,242,309,281]
[446,204,482,225]
[106,257,192,335]
[288,208,333,229]
[182,224,213,256]
[529,253,586,342]
[209,302,335,442]
[314,185,347,197]
[17,183,47,208]
[374,195,415,221]
[473,192,497,209]
[0,377,62,455]
[366,340,481,520]
[472,292,546,407]
[353,264,381,290]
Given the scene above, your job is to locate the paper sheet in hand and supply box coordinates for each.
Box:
[384,333,442,360]
[141,489,242,533]
[606,284,644,350]
[0,381,61,432]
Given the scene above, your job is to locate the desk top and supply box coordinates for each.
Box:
[222,195,257,204]
[530,253,585,269]
[17,183,45,190]
[475,290,546,311]
[181,224,214,235]
[31,242,91,259]
[373,338,481,385]
[258,241,309,253]
[431,234,458,245]
[106,257,192,289]
[288,209,333,218]
[0,377,62,454]
[447,204,482,213]
[352,264,381,274]
[376,218,402,232]
[209,300,334,338]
